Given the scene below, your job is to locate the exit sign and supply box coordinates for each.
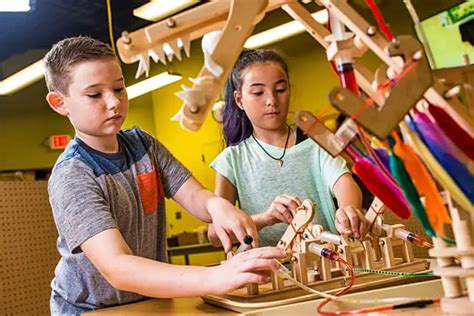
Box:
[48,134,71,150]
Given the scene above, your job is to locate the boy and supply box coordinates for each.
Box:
[44,36,284,315]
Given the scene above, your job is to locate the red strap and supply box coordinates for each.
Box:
[365,0,394,41]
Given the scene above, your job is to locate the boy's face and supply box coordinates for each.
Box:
[47,58,128,141]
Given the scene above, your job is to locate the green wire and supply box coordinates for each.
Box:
[440,236,456,245]
[351,267,435,277]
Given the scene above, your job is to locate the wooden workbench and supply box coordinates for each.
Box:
[167,243,225,265]
[86,279,461,315]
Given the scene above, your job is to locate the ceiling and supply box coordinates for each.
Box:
[0,0,463,81]
[0,0,151,75]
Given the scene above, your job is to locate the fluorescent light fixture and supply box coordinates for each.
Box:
[133,0,199,22]
[244,9,328,49]
[127,72,182,100]
[0,59,44,95]
[0,0,31,12]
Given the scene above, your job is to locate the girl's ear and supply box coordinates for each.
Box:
[233,90,244,110]
[46,91,69,116]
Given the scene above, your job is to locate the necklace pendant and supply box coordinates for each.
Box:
[278,159,283,167]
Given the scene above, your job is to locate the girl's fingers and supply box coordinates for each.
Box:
[276,195,300,212]
[335,209,351,234]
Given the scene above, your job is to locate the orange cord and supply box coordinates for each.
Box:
[317,257,355,315]
[302,57,419,139]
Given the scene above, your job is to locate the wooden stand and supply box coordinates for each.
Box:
[429,193,474,314]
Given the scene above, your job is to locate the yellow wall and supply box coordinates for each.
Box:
[150,45,223,236]
[0,0,462,265]
[0,65,156,171]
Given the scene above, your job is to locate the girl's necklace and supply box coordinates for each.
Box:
[252,125,291,167]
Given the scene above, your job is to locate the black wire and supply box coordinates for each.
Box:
[251,125,291,162]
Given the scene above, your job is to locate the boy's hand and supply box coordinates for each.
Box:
[335,206,367,239]
[260,194,301,226]
[207,247,286,295]
[207,197,258,252]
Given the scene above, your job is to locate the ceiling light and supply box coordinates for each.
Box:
[244,9,328,49]
[133,0,199,22]
[0,0,31,12]
[0,59,44,95]
[127,72,182,100]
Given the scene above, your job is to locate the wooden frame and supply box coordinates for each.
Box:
[203,198,433,312]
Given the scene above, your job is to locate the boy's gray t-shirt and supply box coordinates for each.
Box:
[211,136,349,247]
[48,127,190,315]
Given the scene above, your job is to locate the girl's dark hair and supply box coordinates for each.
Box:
[222,49,289,146]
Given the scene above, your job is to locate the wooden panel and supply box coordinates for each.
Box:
[0,181,58,315]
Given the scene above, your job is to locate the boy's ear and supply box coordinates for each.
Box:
[46,91,68,116]
[233,90,244,110]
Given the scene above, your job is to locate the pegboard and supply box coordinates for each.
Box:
[0,181,59,316]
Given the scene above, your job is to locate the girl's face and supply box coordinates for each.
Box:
[234,62,290,131]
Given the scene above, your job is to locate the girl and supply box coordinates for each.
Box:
[209,49,365,247]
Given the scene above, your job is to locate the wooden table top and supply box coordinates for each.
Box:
[85,279,464,315]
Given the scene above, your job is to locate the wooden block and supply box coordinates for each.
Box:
[329,36,433,139]
[177,232,199,246]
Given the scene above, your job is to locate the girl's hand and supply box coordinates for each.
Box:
[260,194,301,226]
[207,247,286,295]
[335,206,367,239]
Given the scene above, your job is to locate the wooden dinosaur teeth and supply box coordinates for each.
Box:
[135,53,150,79]
[179,35,191,58]
[148,46,166,65]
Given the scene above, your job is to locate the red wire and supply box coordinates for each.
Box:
[315,257,440,315]
[317,257,355,315]
[317,297,441,315]
[365,0,394,41]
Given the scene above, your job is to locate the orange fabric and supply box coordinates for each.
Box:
[137,164,163,213]
[391,131,451,235]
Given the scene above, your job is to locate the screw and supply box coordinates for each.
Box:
[167,18,176,28]
[121,31,131,45]
[188,105,199,114]
[391,38,400,48]
[335,92,345,102]
[367,26,376,36]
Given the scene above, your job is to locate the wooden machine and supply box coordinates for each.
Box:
[202,198,433,312]
[116,0,474,313]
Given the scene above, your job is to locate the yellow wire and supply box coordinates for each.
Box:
[106,0,116,53]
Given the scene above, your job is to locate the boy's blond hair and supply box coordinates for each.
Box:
[44,36,117,95]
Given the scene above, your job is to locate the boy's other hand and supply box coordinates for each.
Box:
[207,197,258,252]
[261,194,301,226]
[335,206,367,239]
[207,247,286,295]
